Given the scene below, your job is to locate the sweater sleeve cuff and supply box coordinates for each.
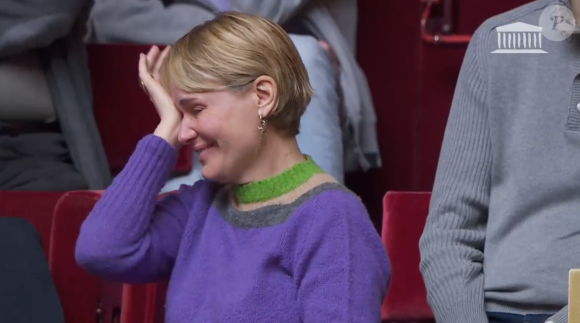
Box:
[546,306,567,323]
[133,133,178,173]
[433,300,489,323]
[138,134,178,167]
[112,134,178,194]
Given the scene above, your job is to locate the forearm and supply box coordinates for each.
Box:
[75,135,178,281]
[420,232,488,323]
[230,0,310,25]
[419,23,491,323]
[90,0,215,44]
[420,165,490,323]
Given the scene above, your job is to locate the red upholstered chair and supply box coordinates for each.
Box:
[52,191,124,323]
[0,190,122,323]
[0,191,64,255]
[86,43,193,176]
[51,190,174,323]
[121,281,168,323]
[51,191,103,323]
[381,191,434,322]
[120,284,155,323]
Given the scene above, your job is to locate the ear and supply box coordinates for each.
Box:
[253,75,277,118]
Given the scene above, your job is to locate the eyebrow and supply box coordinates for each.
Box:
[178,98,202,107]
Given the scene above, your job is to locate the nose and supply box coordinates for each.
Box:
[177,117,198,145]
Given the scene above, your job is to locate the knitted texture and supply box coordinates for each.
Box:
[419,1,580,322]
[75,134,390,322]
[234,155,323,204]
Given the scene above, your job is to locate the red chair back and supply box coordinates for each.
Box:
[0,191,64,255]
[381,191,433,322]
[52,191,124,323]
[121,281,169,323]
[50,191,102,323]
[0,191,116,323]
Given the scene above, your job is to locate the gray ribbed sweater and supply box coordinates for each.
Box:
[419,1,580,323]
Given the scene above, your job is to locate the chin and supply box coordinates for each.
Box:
[201,165,228,183]
[201,166,216,181]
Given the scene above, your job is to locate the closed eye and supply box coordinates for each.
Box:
[178,98,206,116]
[189,106,204,116]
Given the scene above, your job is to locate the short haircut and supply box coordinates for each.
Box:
[162,11,313,136]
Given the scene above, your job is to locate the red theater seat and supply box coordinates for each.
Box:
[51,191,103,323]
[56,190,174,323]
[0,191,123,323]
[121,281,168,323]
[0,191,64,254]
[53,191,128,323]
[381,191,433,322]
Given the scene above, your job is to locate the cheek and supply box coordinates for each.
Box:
[218,114,261,154]
[199,119,221,138]
[194,111,237,146]
[202,99,260,150]
[222,107,256,135]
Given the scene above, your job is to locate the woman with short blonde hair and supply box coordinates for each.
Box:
[76,12,390,322]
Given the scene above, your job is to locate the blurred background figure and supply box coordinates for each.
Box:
[86,0,380,189]
[0,0,111,191]
[0,217,64,323]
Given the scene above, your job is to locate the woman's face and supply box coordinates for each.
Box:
[171,84,263,183]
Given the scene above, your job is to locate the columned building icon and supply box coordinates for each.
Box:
[491,22,547,54]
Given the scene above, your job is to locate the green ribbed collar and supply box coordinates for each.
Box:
[234,155,323,204]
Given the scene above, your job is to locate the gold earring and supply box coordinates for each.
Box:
[258,113,267,134]
[256,113,267,154]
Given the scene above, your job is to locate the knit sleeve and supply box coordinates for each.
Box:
[75,135,195,283]
[293,190,390,322]
[418,27,491,323]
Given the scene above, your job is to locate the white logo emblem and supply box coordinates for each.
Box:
[491,22,547,54]
[491,5,576,54]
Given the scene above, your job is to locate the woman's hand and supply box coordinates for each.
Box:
[139,45,181,147]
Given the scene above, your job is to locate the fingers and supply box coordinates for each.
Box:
[146,45,159,71]
[152,45,171,80]
[139,45,171,99]
[138,53,153,98]
[138,53,152,83]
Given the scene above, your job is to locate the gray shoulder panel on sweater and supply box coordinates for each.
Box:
[213,182,352,229]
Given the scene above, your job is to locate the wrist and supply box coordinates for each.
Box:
[153,123,179,147]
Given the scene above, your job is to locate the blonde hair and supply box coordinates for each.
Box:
[162,11,313,136]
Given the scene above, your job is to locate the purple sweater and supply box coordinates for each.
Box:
[75,135,390,322]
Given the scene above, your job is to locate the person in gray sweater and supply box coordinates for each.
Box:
[419,1,580,323]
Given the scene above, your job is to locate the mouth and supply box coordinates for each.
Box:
[194,143,215,154]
